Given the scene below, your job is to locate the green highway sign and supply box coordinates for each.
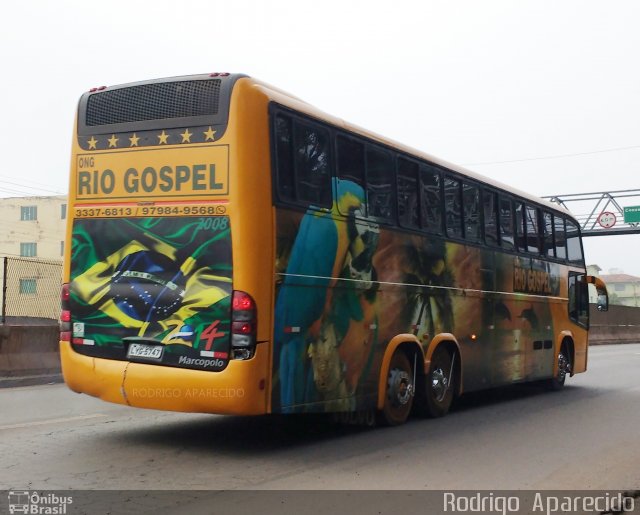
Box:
[623,206,640,223]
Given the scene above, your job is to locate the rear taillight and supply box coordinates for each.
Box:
[231,290,256,360]
[60,283,71,342]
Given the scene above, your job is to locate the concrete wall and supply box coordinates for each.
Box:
[0,306,638,385]
[0,322,61,380]
[589,304,640,344]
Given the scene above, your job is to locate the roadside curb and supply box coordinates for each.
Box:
[0,374,63,389]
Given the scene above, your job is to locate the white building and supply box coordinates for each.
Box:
[0,195,67,260]
[0,195,67,320]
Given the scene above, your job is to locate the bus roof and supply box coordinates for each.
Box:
[249,77,575,221]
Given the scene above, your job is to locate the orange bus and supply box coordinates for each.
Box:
[60,73,608,425]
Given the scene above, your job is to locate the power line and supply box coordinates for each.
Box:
[0,174,64,191]
[0,186,61,199]
[462,144,640,166]
[0,185,65,197]
[0,178,64,197]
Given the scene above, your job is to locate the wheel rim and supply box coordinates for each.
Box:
[431,367,449,403]
[557,351,570,382]
[388,367,413,407]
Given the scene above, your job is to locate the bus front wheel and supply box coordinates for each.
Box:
[546,345,571,391]
[378,350,414,426]
[426,345,456,417]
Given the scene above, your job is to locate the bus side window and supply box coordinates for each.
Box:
[366,145,395,221]
[499,197,514,250]
[337,135,366,215]
[293,120,332,207]
[526,205,540,254]
[555,216,567,260]
[420,165,442,234]
[566,220,584,265]
[337,135,365,187]
[463,182,481,242]
[514,202,526,252]
[483,190,498,246]
[542,211,554,258]
[444,176,462,238]
[274,114,294,202]
[397,157,420,229]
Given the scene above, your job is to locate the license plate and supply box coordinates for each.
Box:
[127,343,164,361]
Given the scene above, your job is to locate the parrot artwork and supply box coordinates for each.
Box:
[274,178,379,412]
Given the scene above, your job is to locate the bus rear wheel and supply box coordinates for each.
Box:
[378,351,414,426]
[426,345,455,418]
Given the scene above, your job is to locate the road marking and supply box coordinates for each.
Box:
[0,413,106,431]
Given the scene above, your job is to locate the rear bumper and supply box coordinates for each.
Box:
[60,341,269,415]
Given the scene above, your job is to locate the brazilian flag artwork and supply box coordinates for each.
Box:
[69,216,233,371]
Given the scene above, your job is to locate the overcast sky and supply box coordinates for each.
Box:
[1,0,639,274]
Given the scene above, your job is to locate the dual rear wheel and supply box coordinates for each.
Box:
[379,342,572,425]
[426,345,456,418]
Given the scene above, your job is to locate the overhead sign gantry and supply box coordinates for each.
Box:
[543,189,640,237]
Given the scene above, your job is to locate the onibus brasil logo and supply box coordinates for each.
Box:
[8,491,72,514]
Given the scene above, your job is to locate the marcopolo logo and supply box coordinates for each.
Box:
[8,491,73,514]
[178,355,225,368]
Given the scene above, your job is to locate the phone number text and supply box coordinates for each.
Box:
[74,205,227,218]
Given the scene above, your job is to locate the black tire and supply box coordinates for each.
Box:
[546,345,571,391]
[426,345,455,418]
[378,351,414,426]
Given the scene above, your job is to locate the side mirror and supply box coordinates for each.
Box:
[597,293,608,312]
[586,275,609,312]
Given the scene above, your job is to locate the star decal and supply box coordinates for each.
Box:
[180,129,193,143]
[203,126,216,141]
[157,130,169,145]
[129,133,140,147]
[108,134,119,148]
[87,137,98,150]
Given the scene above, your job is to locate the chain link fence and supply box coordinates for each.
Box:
[1,257,63,323]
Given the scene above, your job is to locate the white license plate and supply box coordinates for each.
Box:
[127,343,164,360]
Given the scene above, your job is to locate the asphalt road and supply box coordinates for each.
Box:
[0,344,638,500]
